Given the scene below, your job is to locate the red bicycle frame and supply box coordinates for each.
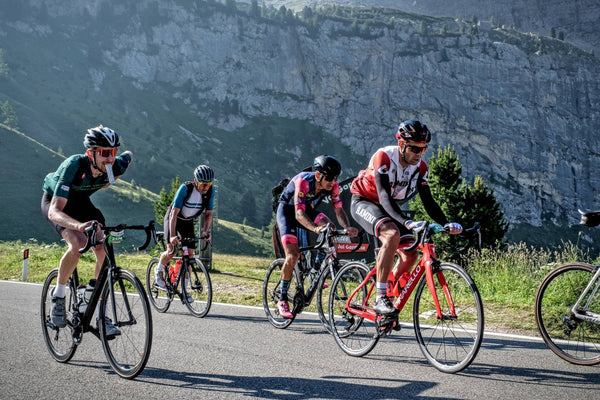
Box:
[344,240,456,322]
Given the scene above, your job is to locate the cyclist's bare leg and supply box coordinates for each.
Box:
[281,243,299,281]
[56,228,86,285]
[374,222,401,285]
[91,245,107,280]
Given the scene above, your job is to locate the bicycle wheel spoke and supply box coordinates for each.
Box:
[413,262,484,373]
[40,269,77,362]
[263,259,297,328]
[535,263,600,365]
[183,259,213,318]
[145,258,171,313]
[101,270,152,379]
[329,262,379,357]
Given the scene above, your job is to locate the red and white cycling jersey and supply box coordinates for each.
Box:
[350,145,429,204]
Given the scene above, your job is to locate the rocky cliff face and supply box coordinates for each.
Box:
[11,0,600,232]
[264,0,600,56]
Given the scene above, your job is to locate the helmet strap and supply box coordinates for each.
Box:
[87,149,101,172]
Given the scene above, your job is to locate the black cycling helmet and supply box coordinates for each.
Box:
[395,120,431,143]
[84,125,120,148]
[313,155,341,181]
[194,165,214,182]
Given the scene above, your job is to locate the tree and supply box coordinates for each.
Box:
[248,0,260,18]
[1,101,18,128]
[549,27,556,39]
[410,146,508,260]
[0,49,8,77]
[154,176,182,223]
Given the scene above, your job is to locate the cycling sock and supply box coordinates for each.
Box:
[53,283,67,298]
[156,263,166,274]
[376,281,387,298]
[280,279,291,301]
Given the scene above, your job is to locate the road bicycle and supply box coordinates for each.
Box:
[146,233,213,318]
[534,208,600,365]
[328,221,483,373]
[40,221,154,379]
[263,223,366,331]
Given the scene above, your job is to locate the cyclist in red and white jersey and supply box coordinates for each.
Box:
[350,120,463,315]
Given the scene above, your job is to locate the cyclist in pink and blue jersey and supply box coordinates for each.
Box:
[274,155,358,318]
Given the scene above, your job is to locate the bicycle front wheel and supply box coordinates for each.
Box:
[263,259,300,329]
[40,269,77,362]
[99,269,153,379]
[182,257,213,317]
[413,262,484,373]
[316,259,347,333]
[146,257,171,313]
[329,261,379,357]
[535,262,600,365]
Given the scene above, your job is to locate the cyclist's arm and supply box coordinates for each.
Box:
[101,151,134,189]
[374,170,410,226]
[333,207,358,237]
[201,210,213,241]
[168,205,181,245]
[417,181,449,226]
[48,195,92,232]
[295,208,321,233]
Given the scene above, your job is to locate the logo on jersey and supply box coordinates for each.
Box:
[298,191,305,198]
[356,207,376,224]
[60,185,70,192]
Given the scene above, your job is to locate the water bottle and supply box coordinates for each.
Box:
[78,279,95,313]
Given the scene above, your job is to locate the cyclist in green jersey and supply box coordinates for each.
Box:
[41,125,133,334]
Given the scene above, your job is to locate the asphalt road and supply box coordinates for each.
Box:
[1,280,598,399]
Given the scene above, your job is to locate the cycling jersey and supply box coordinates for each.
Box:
[42,153,131,199]
[278,171,343,211]
[350,145,447,227]
[172,183,214,220]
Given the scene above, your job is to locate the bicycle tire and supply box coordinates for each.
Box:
[146,257,171,313]
[99,269,153,379]
[182,257,213,318]
[40,269,78,362]
[262,258,301,329]
[329,261,379,357]
[535,262,600,365]
[413,262,484,373]
[316,259,347,333]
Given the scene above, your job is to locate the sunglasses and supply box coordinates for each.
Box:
[196,181,213,188]
[323,174,339,182]
[406,145,427,154]
[94,148,118,157]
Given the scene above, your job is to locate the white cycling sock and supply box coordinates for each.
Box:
[156,263,166,274]
[53,283,67,298]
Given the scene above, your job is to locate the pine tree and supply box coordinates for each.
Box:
[410,146,508,260]
[154,176,182,222]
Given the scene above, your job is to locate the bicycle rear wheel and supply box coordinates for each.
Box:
[40,269,77,362]
[182,257,213,318]
[99,269,152,379]
[146,257,171,313]
[535,262,600,365]
[263,258,300,328]
[316,259,347,333]
[329,262,379,357]
[413,262,484,373]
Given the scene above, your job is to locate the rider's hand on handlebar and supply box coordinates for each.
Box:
[345,226,359,238]
[169,235,180,246]
[405,220,426,231]
[444,222,463,235]
[201,231,212,242]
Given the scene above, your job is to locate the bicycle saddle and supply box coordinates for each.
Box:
[578,209,600,227]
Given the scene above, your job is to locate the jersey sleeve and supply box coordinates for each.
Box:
[294,176,310,211]
[330,182,343,209]
[172,184,188,209]
[112,152,132,176]
[51,156,83,199]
